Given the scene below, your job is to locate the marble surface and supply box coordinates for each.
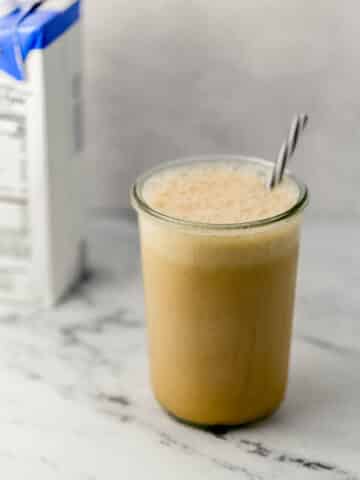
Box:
[0,212,359,479]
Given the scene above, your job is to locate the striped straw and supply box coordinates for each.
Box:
[269,113,308,189]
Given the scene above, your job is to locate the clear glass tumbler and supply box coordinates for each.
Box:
[131,155,308,426]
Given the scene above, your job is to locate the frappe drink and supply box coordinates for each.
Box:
[132,156,308,426]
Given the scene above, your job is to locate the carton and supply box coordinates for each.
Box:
[0,0,84,305]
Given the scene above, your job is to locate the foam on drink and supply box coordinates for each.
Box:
[143,162,299,224]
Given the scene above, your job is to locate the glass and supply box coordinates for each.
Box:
[131,155,308,426]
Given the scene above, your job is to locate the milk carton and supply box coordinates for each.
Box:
[0,0,84,305]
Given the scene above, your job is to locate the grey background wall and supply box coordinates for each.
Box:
[84,0,359,218]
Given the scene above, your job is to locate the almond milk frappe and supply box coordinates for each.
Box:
[131,156,308,426]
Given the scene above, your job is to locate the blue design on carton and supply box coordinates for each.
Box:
[0,1,80,80]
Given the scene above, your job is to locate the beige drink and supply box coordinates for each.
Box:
[132,156,308,426]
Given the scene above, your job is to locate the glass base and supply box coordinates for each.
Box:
[161,403,282,434]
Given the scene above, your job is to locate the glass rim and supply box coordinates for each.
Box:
[131,155,309,231]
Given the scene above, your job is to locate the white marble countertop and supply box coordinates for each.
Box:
[0,212,359,479]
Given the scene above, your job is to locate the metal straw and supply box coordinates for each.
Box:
[268,114,308,189]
